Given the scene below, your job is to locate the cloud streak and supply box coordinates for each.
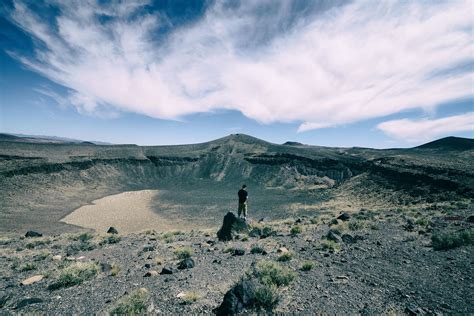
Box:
[377,113,474,142]
[6,0,474,132]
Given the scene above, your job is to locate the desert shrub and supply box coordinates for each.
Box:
[290,225,303,235]
[223,246,235,253]
[25,238,51,249]
[254,261,296,287]
[254,284,279,310]
[432,230,474,250]
[0,237,12,245]
[310,217,319,224]
[100,235,121,245]
[329,218,339,226]
[35,251,51,261]
[241,235,249,242]
[261,226,275,238]
[111,264,121,276]
[321,240,341,253]
[348,220,366,231]
[19,262,37,272]
[277,252,293,262]
[174,247,193,260]
[172,230,184,236]
[331,222,348,234]
[49,262,99,290]
[250,245,266,255]
[109,288,149,315]
[300,261,314,271]
[415,217,431,227]
[232,219,249,233]
[180,292,200,304]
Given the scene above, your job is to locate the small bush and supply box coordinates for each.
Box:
[0,237,12,245]
[174,247,193,260]
[321,240,341,253]
[255,284,279,311]
[100,235,121,245]
[348,220,366,231]
[290,225,303,235]
[331,222,348,235]
[310,217,319,224]
[111,264,121,276]
[180,292,200,304]
[49,262,99,290]
[261,226,275,238]
[415,217,431,227]
[300,261,314,271]
[19,262,37,272]
[432,230,474,250]
[250,245,266,255]
[254,261,296,287]
[277,252,293,262]
[110,288,149,315]
[35,251,51,261]
[25,238,51,249]
[329,218,339,226]
[223,246,235,253]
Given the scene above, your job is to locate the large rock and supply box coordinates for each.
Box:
[25,231,42,238]
[213,279,256,315]
[337,213,350,221]
[20,275,44,286]
[177,258,195,270]
[327,230,342,243]
[217,212,248,241]
[15,297,44,309]
[107,227,118,234]
[160,267,174,275]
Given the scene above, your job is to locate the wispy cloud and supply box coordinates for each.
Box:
[377,113,474,142]
[6,0,474,131]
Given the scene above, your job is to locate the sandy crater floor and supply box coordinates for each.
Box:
[60,190,194,233]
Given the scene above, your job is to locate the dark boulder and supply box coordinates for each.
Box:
[142,245,155,252]
[467,215,474,223]
[15,297,44,309]
[107,227,118,234]
[337,213,350,221]
[327,230,342,243]
[214,279,256,315]
[160,267,174,275]
[25,231,42,238]
[232,248,246,256]
[177,258,195,270]
[217,212,248,241]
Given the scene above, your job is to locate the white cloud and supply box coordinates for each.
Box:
[377,112,474,142]
[8,0,474,130]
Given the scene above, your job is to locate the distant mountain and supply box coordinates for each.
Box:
[283,141,305,146]
[417,136,474,151]
[0,133,112,145]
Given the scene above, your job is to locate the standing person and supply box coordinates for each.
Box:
[238,184,248,220]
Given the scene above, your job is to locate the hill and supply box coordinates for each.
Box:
[416,136,474,151]
[0,134,473,234]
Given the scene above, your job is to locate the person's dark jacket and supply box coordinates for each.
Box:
[238,189,248,204]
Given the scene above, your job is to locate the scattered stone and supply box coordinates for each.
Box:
[160,267,174,275]
[258,217,269,223]
[25,231,42,238]
[277,247,289,253]
[212,259,222,264]
[107,227,118,234]
[337,213,350,221]
[142,245,155,252]
[213,279,256,315]
[248,227,262,238]
[206,240,216,246]
[144,271,159,277]
[404,306,424,315]
[100,262,112,273]
[404,219,415,232]
[52,255,62,261]
[295,218,303,224]
[232,248,245,256]
[327,231,342,243]
[467,215,474,223]
[15,297,44,309]
[20,275,44,286]
[0,292,10,308]
[177,258,195,270]
[144,263,151,269]
[341,234,355,244]
[176,292,186,298]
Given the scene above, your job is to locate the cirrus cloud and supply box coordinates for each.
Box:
[6,0,474,131]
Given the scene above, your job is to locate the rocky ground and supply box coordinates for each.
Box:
[0,203,473,315]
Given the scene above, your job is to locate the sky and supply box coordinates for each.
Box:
[0,0,473,148]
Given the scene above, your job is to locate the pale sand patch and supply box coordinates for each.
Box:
[60,190,195,234]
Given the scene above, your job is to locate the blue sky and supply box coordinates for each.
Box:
[0,0,472,147]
